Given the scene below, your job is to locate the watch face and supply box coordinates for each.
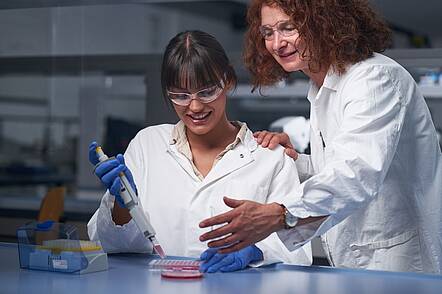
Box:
[286,211,298,227]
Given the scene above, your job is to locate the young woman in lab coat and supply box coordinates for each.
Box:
[199,0,442,273]
[87,30,312,272]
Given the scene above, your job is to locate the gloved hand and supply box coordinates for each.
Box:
[199,245,263,273]
[88,141,137,208]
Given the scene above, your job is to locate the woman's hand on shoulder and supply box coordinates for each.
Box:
[253,130,298,160]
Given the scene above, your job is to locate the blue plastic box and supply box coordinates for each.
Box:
[17,221,108,274]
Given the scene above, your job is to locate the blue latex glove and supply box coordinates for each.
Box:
[88,141,137,208]
[199,245,263,273]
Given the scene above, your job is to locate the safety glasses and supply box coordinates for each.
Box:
[167,85,224,106]
[259,20,298,41]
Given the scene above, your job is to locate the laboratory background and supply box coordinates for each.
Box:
[0,0,442,276]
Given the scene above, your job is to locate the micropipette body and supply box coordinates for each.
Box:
[95,146,166,258]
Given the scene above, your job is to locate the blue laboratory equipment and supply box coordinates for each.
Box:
[17,221,108,274]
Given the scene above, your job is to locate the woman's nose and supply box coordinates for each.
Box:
[272,32,285,51]
[188,98,205,111]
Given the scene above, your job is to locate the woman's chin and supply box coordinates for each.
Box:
[281,61,304,73]
[184,121,214,136]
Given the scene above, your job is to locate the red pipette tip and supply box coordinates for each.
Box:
[154,244,166,259]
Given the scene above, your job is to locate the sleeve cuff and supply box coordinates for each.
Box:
[277,216,333,252]
[250,239,282,267]
[250,233,312,267]
[93,192,153,254]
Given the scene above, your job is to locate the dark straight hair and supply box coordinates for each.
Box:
[161,30,237,98]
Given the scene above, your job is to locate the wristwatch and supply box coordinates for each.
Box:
[280,204,298,229]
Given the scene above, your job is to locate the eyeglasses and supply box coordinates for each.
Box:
[259,20,298,41]
[166,85,224,106]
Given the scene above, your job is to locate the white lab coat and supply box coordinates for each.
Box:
[278,53,442,273]
[88,123,312,266]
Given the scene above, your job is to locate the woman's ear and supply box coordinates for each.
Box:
[224,79,236,92]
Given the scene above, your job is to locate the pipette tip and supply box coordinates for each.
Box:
[150,236,166,259]
[154,244,166,259]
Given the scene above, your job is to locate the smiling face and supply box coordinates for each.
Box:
[261,5,309,73]
[170,85,228,136]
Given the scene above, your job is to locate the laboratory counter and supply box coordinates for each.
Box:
[1,242,442,294]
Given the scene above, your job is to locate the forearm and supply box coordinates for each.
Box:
[112,201,132,225]
[88,193,152,253]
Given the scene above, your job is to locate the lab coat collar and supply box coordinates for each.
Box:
[168,120,257,152]
[197,130,259,195]
[201,141,254,189]
[169,120,185,146]
[322,68,341,91]
[307,67,341,103]
[166,122,258,188]
[243,127,258,152]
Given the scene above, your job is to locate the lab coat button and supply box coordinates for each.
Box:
[240,154,244,158]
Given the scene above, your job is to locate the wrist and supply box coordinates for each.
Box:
[278,204,299,229]
[269,202,286,231]
[112,201,132,225]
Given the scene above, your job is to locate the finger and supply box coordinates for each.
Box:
[253,131,261,138]
[94,158,120,178]
[116,154,125,165]
[207,254,235,273]
[123,166,136,188]
[88,141,99,165]
[268,135,282,150]
[260,132,274,148]
[200,253,225,273]
[199,222,235,242]
[254,131,268,144]
[207,233,240,249]
[281,134,294,149]
[89,141,98,149]
[285,148,298,160]
[223,197,244,209]
[200,248,218,261]
[109,177,122,196]
[101,164,125,187]
[199,210,235,229]
[220,262,241,272]
[218,241,250,254]
[115,154,136,189]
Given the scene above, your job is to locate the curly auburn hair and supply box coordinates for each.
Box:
[244,0,392,90]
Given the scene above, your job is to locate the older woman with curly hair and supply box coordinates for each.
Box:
[199,0,442,273]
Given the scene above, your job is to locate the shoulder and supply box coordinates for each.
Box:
[252,144,299,182]
[254,143,286,160]
[124,123,176,163]
[241,123,286,161]
[338,53,415,103]
[343,53,413,86]
[130,123,176,150]
[250,139,294,168]
[135,124,174,140]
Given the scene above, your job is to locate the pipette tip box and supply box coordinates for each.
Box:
[17,221,108,274]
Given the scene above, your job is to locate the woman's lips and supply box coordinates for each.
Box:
[187,111,212,125]
[278,49,298,58]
